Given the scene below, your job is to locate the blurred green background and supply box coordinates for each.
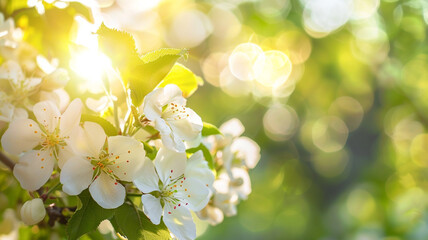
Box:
[2,0,428,239]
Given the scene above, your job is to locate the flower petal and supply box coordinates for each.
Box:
[13,107,28,120]
[13,150,54,191]
[168,108,203,141]
[196,205,224,226]
[220,118,244,138]
[230,167,252,200]
[133,158,160,193]
[60,156,93,195]
[185,151,214,188]
[89,172,125,209]
[141,194,162,225]
[163,203,196,240]
[231,137,260,169]
[1,119,41,155]
[142,89,163,121]
[108,135,146,181]
[33,101,60,133]
[0,61,24,82]
[154,147,186,185]
[57,145,76,169]
[213,192,238,217]
[176,178,210,212]
[60,98,82,136]
[162,84,186,105]
[143,84,186,120]
[70,122,106,158]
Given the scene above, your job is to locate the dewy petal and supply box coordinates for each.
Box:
[154,147,186,185]
[60,156,93,195]
[219,118,245,138]
[168,108,203,141]
[70,122,106,158]
[231,137,260,169]
[133,158,160,194]
[176,178,210,212]
[13,150,54,191]
[33,101,60,133]
[141,194,162,225]
[163,203,196,240]
[185,151,214,188]
[1,119,42,155]
[108,135,146,181]
[60,98,82,136]
[89,172,125,209]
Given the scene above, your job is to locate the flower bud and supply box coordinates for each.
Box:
[20,198,46,225]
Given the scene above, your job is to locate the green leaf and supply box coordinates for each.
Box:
[67,190,115,240]
[112,202,170,240]
[187,143,215,169]
[129,49,188,106]
[81,114,118,136]
[97,23,140,72]
[141,48,188,63]
[67,2,94,23]
[142,142,157,160]
[201,122,222,137]
[157,63,203,98]
[97,24,188,107]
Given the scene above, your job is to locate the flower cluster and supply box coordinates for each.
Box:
[197,118,261,225]
[0,9,260,240]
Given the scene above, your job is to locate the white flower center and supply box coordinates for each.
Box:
[88,148,132,184]
[161,102,190,121]
[160,170,191,214]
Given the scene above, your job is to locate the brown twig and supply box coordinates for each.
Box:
[0,151,15,170]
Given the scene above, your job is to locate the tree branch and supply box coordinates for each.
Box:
[0,151,15,170]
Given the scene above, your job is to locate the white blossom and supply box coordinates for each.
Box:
[60,122,146,209]
[1,99,82,191]
[134,148,214,240]
[142,84,203,152]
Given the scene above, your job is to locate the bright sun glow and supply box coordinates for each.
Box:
[69,16,113,91]
[69,49,112,86]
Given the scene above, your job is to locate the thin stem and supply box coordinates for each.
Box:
[126,193,142,197]
[0,151,15,170]
[45,182,61,196]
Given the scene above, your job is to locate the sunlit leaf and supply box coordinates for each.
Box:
[157,63,203,98]
[129,49,188,106]
[187,143,215,169]
[97,23,140,72]
[81,114,118,136]
[97,24,187,106]
[201,122,222,137]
